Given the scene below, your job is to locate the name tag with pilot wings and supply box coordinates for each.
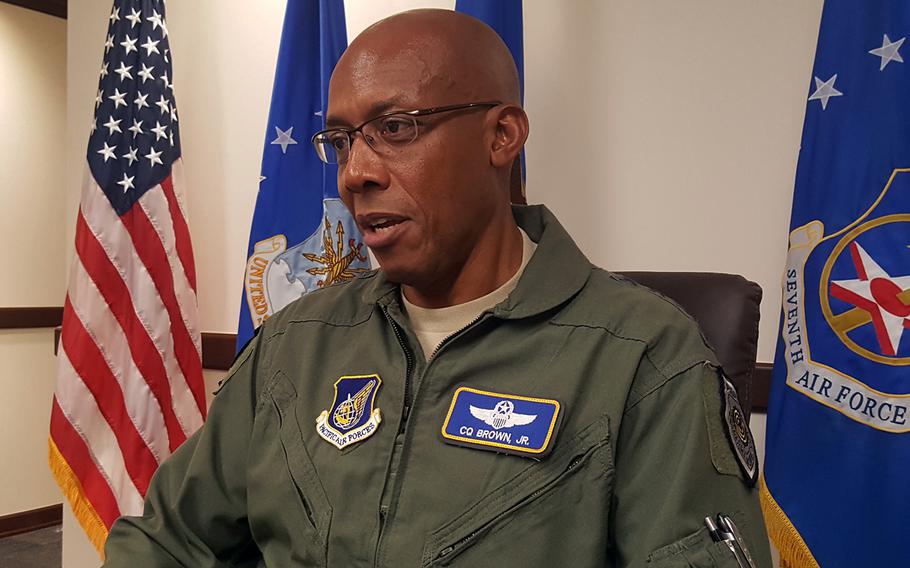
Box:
[441,386,561,458]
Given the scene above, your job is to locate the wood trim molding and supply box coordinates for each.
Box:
[0,307,63,329]
[0,0,67,19]
[0,504,62,538]
[201,332,238,370]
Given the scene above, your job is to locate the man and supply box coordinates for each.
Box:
[105,9,771,567]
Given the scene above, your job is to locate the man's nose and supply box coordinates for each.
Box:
[341,134,390,194]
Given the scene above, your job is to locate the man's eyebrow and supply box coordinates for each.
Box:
[325,96,409,128]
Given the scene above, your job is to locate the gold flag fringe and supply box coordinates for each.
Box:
[759,476,820,568]
[48,437,108,559]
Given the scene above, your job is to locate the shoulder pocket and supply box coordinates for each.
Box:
[421,415,612,567]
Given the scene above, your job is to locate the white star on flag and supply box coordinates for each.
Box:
[155,95,170,115]
[116,173,135,193]
[808,74,843,110]
[125,8,141,28]
[138,64,155,83]
[109,7,119,23]
[151,121,168,141]
[869,34,905,71]
[145,147,163,167]
[114,62,133,82]
[103,115,122,135]
[97,142,117,162]
[829,241,910,356]
[104,34,114,53]
[134,92,149,110]
[108,88,127,108]
[147,10,163,31]
[271,126,298,154]
[141,37,160,56]
[128,119,143,136]
[122,147,139,166]
[120,35,138,55]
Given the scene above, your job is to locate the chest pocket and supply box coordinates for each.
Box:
[420,416,614,567]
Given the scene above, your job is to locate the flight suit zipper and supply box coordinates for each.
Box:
[373,309,492,567]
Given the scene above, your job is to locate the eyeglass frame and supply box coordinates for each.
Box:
[310,101,502,165]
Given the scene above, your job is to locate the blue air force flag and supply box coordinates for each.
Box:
[237,0,368,349]
[762,3,910,567]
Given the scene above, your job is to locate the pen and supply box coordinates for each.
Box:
[718,514,756,568]
[704,515,753,568]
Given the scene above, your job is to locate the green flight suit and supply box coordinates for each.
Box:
[104,205,772,567]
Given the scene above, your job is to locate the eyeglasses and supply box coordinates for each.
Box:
[311,101,501,165]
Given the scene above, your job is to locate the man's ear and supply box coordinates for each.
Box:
[489,105,529,168]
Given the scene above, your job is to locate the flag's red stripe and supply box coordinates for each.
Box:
[61,299,159,497]
[121,205,207,416]
[76,211,187,450]
[160,176,198,294]
[50,398,122,528]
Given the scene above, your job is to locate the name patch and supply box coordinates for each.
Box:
[441,387,561,457]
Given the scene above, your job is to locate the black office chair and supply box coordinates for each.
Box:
[618,272,762,419]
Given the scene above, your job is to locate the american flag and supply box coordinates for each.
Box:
[49,0,205,552]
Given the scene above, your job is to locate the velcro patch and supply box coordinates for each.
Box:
[722,376,758,485]
[441,387,561,457]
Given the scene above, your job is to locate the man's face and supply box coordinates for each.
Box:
[327,45,500,289]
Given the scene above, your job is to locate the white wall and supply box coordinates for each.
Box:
[0,3,66,518]
[63,1,824,565]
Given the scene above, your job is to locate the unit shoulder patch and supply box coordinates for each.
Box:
[441,386,561,458]
[721,376,758,485]
[316,374,382,450]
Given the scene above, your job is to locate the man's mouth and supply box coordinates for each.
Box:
[358,214,409,248]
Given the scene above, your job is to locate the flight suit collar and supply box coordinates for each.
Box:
[362,204,592,319]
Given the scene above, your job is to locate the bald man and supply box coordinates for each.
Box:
[104,10,771,567]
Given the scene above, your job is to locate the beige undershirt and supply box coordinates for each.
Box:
[402,228,537,359]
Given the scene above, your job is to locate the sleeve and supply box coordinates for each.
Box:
[102,336,263,568]
[609,361,773,568]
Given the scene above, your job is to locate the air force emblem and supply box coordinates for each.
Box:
[442,387,561,457]
[316,374,382,450]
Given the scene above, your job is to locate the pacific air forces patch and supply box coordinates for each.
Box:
[721,376,758,485]
[316,374,382,450]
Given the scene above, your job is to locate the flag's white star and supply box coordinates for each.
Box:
[170,106,178,123]
[259,175,267,183]
[90,117,97,134]
[128,119,144,137]
[160,73,172,91]
[163,49,170,64]
[869,34,905,71]
[271,126,298,154]
[117,173,135,193]
[109,7,120,23]
[114,62,133,82]
[155,95,170,115]
[134,92,149,110]
[122,148,139,166]
[99,62,109,79]
[123,146,139,166]
[151,121,168,141]
[103,115,122,135]
[141,37,160,57]
[169,131,175,147]
[120,35,138,55]
[125,8,141,28]
[314,110,323,117]
[147,10,163,31]
[97,141,117,162]
[161,21,169,38]
[108,88,127,108]
[830,241,910,356]
[808,74,843,110]
[145,147,164,167]
[94,89,104,109]
[137,64,155,83]
[104,34,114,53]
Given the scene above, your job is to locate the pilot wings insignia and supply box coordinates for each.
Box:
[470,400,537,430]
